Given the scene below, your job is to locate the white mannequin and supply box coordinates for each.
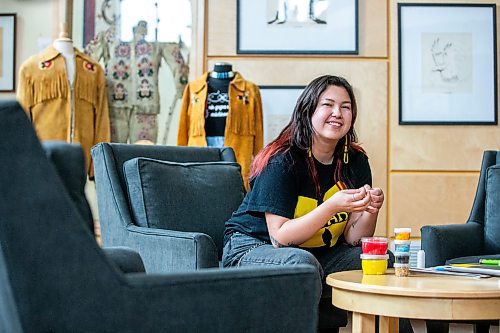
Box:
[53,23,75,86]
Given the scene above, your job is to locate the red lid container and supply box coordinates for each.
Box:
[361,237,388,255]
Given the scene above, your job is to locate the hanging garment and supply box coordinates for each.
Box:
[17,46,110,178]
[85,28,189,143]
[177,72,263,189]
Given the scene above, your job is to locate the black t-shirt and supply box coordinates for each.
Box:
[223,147,372,248]
[205,77,230,136]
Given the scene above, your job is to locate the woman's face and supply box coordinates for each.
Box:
[311,85,352,146]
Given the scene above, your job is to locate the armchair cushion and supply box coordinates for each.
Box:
[124,158,245,258]
[421,222,483,267]
[485,165,500,253]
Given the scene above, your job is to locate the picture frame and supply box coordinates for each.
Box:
[238,0,358,54]
[0,14,16,92]
[260,86,305,144]
[398,4,497,125]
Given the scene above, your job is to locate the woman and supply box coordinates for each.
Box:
[223,75,382,272]
[222,75,413,332]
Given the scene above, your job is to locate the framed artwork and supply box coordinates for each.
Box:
[0,14,16,92]
[260,86,305,144]
[237,0,358,54]
[398,4,497,125]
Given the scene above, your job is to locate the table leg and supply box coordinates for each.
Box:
[379,316,398,333]
[352,312,375,332]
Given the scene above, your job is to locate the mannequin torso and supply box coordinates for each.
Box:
[209,63,234,80]
[53,38,75,86]
[205,63,234,144]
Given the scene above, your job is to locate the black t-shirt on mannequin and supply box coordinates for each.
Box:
[205,63,234,141]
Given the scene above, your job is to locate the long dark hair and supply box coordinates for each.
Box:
[250,75,364,195]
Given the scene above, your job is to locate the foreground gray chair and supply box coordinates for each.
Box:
[421,150,500,333]
[92,142,245,273]
[0,100,319,333]
[42,141,95,235]
[42,140,146,273]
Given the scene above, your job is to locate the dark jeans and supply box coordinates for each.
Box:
[223,233,413,332]
[223,232,371,297]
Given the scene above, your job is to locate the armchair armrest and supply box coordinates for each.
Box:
[122,265,319,333]
[123,225,219,273]
[102,246,145,273]
[421,222,483,267]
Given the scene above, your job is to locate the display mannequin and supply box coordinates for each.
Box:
[85,21,188,144]
[205,63,235,148]
[17,23,110,178]
[177,65,263,190]
[53,24,75,85]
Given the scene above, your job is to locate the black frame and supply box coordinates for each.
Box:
[0,13,16,92]
[398,3,498,125]
[237,0,358,55]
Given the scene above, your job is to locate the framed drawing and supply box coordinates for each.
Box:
[260,86,305,144]
[0,14,16,92]
[238,0,358,54]
[398,4,497,125]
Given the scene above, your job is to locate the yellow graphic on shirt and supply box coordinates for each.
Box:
[294,181,349,248]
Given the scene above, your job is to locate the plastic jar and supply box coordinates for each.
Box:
[394,252,410,264]
[394,240,412,252]
[361,237,388,255]
[360,254,389,275]
[394,263,410,277]
[394,228,411,240]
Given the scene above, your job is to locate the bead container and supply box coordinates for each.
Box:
[361,237,388,255]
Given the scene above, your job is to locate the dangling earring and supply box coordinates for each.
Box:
[343,136,349,164]
[308,148,312,158]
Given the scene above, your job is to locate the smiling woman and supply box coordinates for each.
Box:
[310,85,353,162]
[220,75,402,331]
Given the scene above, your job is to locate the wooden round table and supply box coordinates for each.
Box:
[326,269,500,333]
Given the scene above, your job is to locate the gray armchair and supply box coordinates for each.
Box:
[92,142,351,332]
[42,140,147,273]
[0,100,319,333]
[421,150,500,266]
[92,142,246,273]
[421,150,500,333]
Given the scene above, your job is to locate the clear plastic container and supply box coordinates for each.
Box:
[393,240,412,252]
[394,252,410,264]
[394,263,410,277]
[417,250,426,269]
[361,237,388,255]
[360,254,389,275]
[394,227,411,240]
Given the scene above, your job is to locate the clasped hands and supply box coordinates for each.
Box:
[331,184,384,214]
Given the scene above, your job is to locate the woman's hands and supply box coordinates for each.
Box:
[340,185,384,245]
[327,184,384,214]
[365,185,384,214]
[265,184,385,248]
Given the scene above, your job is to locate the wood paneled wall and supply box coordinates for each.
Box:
[389,0,500,237]
[200,0,500,238]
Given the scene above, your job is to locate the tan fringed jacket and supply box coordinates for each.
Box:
[17,46,110,178]
[177,72,263,189]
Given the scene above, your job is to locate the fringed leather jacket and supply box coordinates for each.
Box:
[177,72,263,189]
[17,46,110,178]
